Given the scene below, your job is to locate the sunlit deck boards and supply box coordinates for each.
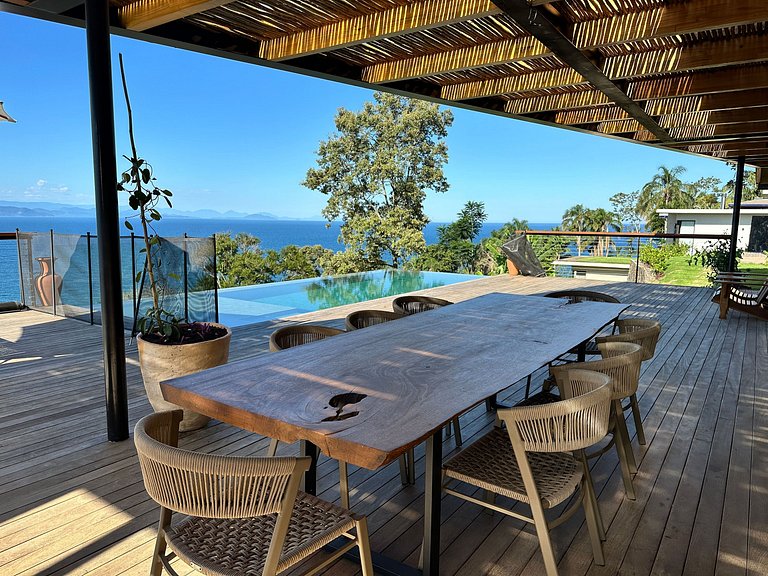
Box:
[1,275,766,575]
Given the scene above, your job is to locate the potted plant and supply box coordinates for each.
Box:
[118,54,230,431]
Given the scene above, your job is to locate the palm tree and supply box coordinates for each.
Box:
[562,204,591,255]
[587,208,621,256]
[636,165,687,232]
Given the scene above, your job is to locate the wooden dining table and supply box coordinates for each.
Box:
[162,292,628,576]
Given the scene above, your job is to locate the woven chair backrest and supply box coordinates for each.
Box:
[756,280,768,305]
[543,290,620,304]
[392,295,453,315]
[551,342,643,400]
[498,376,612,453]
[597,318,661,361]
[270,324,344,352]
[345,310,404,330]
[135,411,310,519]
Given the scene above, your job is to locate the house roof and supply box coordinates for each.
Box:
[3,0,768,174]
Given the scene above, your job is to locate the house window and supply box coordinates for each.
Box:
[748,216,768,252]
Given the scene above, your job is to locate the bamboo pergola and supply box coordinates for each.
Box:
[5,0,768,181]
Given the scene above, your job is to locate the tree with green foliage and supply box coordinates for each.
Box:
[266,244,334,281]
[214,233,273,288]
[475,218,530,275]
[636,165,689,232]
[587,207,621,256]
[686,176,722,209]
[303,92,453,270]
[609,190,642,232]
[721,165,758,205]
[561,204,591,255]
[411,201,487,273]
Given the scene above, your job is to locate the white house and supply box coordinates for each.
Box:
[657,195,768,253]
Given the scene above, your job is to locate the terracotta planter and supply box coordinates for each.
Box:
[35,257,63,306]
[137,323,231,431]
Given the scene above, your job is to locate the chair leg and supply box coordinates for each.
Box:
[267,438,279,457]
[581,481,605,565]
[529,500,559,576]
[452,416,462,447]
[630,394,646,445]
[525,373,532,398]
[611,403,636,500]
[339,460,350,509]
[355,517,375,576]
[580,452,605,541]
[151,507,172,576]
[615,402,638,474]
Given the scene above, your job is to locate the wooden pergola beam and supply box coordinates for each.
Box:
[658,106,768,129]
[646,88,768,116]
[463,0,672,141]
[574,0,768,49]
[504,89,610,115]
[259,0,500,61]
[442,67,586,100]
[638,121,768,141]
[362,36,550,83]
[604,35,768,80]
[120,0,236,32]
[364,0,767,85]
[629,64,768,100]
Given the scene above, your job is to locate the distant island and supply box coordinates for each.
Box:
[0,200,320,221]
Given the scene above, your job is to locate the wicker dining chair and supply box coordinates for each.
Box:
[392,295,453,315]
[269,323,412,504]
[595,318,661,446]
[443,370,612,576]
[344,309,405,330]
[135,410,374,576]
[550,341,644,500]
[269,324,345,352]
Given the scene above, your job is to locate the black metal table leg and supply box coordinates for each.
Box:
[422,430,442,576]
[300,440,318,495]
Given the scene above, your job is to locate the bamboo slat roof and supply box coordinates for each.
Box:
[5,0,768,176]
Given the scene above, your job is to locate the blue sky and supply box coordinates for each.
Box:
[0,10,738,223]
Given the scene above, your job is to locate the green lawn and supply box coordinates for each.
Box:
[657,256,768,287]
[568,256,633,264]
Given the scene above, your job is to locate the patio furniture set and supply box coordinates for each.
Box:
[135,292,662,576]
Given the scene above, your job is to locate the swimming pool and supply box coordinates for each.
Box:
[217,269,481,326]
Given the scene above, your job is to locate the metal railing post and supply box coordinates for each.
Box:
[183,233,189,322]
[212,234,219,323]
[131,233,136,323]
[635,237,641,283]
[49,229,57,316]
[87,232,94,324]
[15,228,25,305]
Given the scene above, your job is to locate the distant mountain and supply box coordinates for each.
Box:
[0,201,317,221]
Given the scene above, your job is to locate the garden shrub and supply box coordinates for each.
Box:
[639,242,690,274]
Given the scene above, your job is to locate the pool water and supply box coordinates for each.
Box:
[217,269,481,326]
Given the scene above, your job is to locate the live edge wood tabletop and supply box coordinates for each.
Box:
[161,292,629,470]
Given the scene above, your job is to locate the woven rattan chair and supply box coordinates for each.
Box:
[550,341,643,500]
[595,318,661,446]
[392,295,453,315]
[135,410,374,576]
[269,324,345,352]
[268,323,412,504]
[345,309,405,330]
[443,370,612,576]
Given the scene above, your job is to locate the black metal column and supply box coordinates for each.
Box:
[727,156,746,272]
[85,0,129,441]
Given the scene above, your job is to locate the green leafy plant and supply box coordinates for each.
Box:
[639,242,690,275]
[117,54,223,344]
[690,238,742,284]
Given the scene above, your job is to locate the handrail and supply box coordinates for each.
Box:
[519,230,731,240]
[0,232,16,240]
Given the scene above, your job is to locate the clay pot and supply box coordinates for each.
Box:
[137,323,231,431]
[35,257,63,306]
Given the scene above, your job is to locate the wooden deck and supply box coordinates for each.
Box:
[1,275,766,575]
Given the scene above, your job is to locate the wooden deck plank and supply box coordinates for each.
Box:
[1,276,764,576]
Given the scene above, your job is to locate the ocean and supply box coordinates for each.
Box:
[0,216,558,302]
